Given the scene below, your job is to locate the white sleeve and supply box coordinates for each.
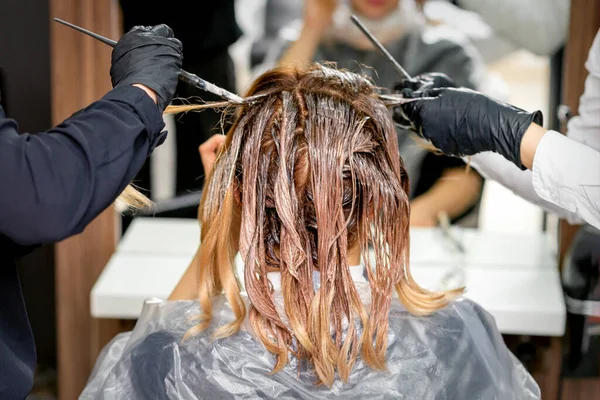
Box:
[565,30,600,149]
[533,30,600,228]
[531,131,600,230]
[457,0,570,56]
[469,133,600,230]
[469,30,600,229]
[468,152,586,226]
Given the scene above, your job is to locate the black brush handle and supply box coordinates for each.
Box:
[350,15,412,80]
[53,18,242,103]
[54,18,117,46]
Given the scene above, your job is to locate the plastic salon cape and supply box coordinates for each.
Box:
[81,296,540,400]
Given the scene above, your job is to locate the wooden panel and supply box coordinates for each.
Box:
[532,338,562,398]
[49,0,122,398]
[561,0,600,117]
[561,379,600,400]
[561,378,600,400]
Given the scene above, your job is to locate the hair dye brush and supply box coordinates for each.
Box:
[350,15,412,80]
[53,18,243,103]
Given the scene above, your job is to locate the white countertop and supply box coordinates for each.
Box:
[92,218,566,336]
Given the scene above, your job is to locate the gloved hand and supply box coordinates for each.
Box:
[394,72,457,93]
[111,24,183,111]
[393,72,458,131]
[393,87,543,169]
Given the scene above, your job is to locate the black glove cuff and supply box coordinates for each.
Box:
[511,110,544,170]
[531,110,544,127]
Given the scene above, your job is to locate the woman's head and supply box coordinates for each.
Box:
[183,64,454,385]
[351,0,400,20]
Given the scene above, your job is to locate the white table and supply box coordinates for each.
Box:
[92,218,566,336]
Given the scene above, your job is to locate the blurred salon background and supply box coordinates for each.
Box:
[1,0,598,398]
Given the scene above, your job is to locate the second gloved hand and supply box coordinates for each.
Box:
[393,87,543,169]
[394,72,457,94]
[111,24,183,111]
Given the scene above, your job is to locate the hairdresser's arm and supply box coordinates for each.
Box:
[456,0,569,56]
[468,153,583,225]
[410,167,482,226]
[0,85,165,245]
[395,83,600,228]
[396,32,600,228]
[438,34,600,227]
[279,0,336,67]
[470,124,599,228]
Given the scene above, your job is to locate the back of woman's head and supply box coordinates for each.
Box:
[187,64,455,385]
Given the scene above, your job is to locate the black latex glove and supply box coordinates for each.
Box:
[393,72,457,130]
[394,72,458,93]
[111,24,183,111]
[394,87,543,169]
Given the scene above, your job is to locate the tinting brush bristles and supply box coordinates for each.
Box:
[178,72,243,103]
[379,94,420,104]
[378,94,436,107]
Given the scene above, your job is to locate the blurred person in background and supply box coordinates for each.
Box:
[278,0,484,226]
[423,0,570,63]
[120,1,241,197]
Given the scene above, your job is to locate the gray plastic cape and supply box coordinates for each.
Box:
[81,296,540,399]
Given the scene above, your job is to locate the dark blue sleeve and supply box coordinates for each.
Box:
[0,85,166,246]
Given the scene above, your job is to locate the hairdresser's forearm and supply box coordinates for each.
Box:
[519,123,547,170]
[523,124,600,228]
[0,86,164,245]
[279,26,323,67]
[410,168,482,225]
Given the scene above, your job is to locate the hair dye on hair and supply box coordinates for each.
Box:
[170,64,459,386]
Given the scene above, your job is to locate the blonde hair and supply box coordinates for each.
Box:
[176,65,461,385]
[116,185,151,210]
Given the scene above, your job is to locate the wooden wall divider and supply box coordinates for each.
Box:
[49,0,123,398]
